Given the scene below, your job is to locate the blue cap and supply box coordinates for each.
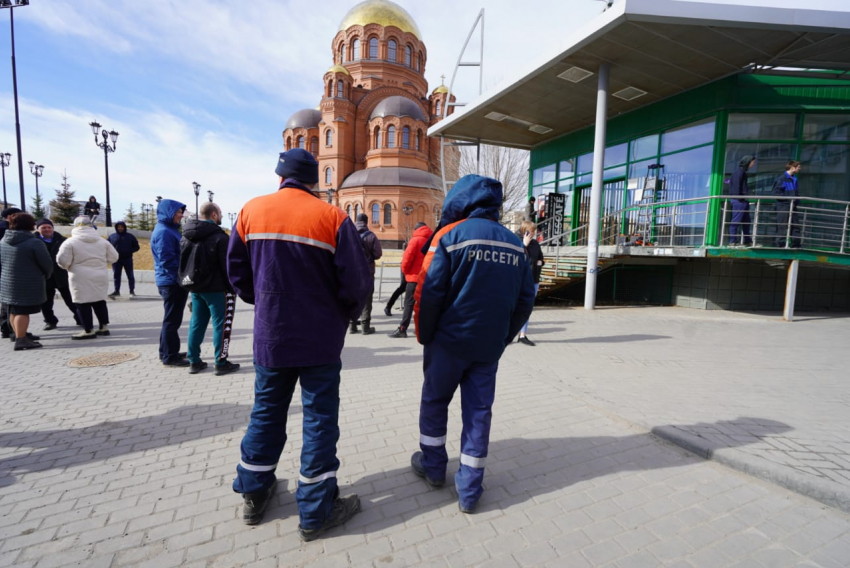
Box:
[275,148,319,184]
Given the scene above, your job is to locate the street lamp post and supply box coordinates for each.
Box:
[192,182,200,216]
[27,160,42,212]
[1,1,29,212]
[0,152,10,208]
[207,190,214,203]
[228,212,236,227]
[88,121,119,227]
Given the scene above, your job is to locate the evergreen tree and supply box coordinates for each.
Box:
[49,170,81,225]
[32,192,46,220]
[124,203,138,230]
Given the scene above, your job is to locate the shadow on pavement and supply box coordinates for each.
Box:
[535,334,671,344]
[342,346,423,370]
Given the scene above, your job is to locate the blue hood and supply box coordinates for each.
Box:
[440,174,502,226]
[156,199,186,225]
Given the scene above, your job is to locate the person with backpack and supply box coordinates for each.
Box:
[180,201,240,376]
[349,213,382,335]
[107,221,140,298]
[151,198,189,367]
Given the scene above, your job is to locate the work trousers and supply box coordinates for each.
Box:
[419,341,499,511]
[234,362,342,530]
[353,283,374,325]
[386,270,406,310]
[158,285,189,363]
[728,199,752,245]
[112,257,135,294]
[75,300,109,333]
[187,291,234,366]
[775,200,801,247]
[41,279,77,325]
[399,282,417,330]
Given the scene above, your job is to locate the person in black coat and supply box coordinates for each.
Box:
[517,220,544,346]
[35,219,80,330]
[350,213,383,335]
[107,221,140,297]
[0,207,21,338]
[728,156,754,246]
[84,196,101,221]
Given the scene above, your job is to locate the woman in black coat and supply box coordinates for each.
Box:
[517,220,544,346]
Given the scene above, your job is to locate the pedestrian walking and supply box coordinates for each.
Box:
[728,155,754,246]
[774,160,803,248]
[84,196,101,223]
[383,267,406,317]
[151,199,189,367]
[349,212,382,335]
[57,217,119,340]
[180,201,240,376]
[227,148,371,537]
[411,174,535,514]
[108,221,140,297]
[388,222,432,338]
[0,212,52,350]
[517,220,544,346]
[0,206,22,339]
[35,219,80,330]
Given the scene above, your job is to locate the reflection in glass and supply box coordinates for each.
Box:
[630,134,659,162]
[661,117,715,154]
[604,143,628,168]
[800,144,850,201]
[577,152,594,175]
[803,114,850,142]
[533,164,557,185]
[728,113,798,141]
[658,145,713,201]
[558,159,575,179]
[533,182,555,200]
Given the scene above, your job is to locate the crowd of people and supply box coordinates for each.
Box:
[0,147,547,541]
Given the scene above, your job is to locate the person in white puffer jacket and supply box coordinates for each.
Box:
[56,217,119,340]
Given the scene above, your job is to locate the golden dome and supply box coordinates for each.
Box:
[432,85,448,95]
[326,65,351,76]
[339,0,422,40]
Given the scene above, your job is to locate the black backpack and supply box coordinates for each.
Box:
[178,238,214,291]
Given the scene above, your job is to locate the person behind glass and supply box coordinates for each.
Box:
[57,217,119,340]
[517,220,545,347]
[151,199,189,367]
[108,221,140,298]
[0,206,22,339]
[84,196,101,222]
[774,160,802,249]
[728,155,755,247]
[525,196,537,222]
[0,213,52,350]
[389,222,432,338]
[35,219,80,330]
[349,213,382,335]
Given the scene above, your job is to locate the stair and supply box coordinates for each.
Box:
[537,253,614,298]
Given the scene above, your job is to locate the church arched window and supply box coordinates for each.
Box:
[327,80,333,98]
[405,45,412,67]
[374,126,382,149]
[325,167,332,185]
[371,203,380,224]
[436,100,442,116]
[388,40,397,62]
[285,136,292,151]
[346,204,351,219]
[369,37,378,59]
[384,203,392,225]
[339,43,345,64]
[325,129,333,147]
[311,137,318,154]
[387,125,396,148]
[355,203,361,218]
[337,80,344,98]
[415,129,421,151]
[402,126,410,149]
[297,136,305,149]
[352,38,360,61]
[417,52,422,71]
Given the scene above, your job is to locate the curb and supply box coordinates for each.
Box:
[651,425,850,514]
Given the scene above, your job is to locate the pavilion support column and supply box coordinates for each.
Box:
[783,259,799,322]
[584,62,610,310]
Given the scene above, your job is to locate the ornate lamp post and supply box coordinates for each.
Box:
[192,181,200,216]
[0,152,10,208]
[27,160,42,211]
[207,189,214,203]
[228,212,236,227]
[325,187,336,204]
[1,0,29,212]
[88,121,119,227]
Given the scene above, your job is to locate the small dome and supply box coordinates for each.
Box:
[432,84,449,95]
[339,0,422,40]
[285,109,322,131]
[370,96,427,122]
[326,65,351,76]
[341,167,442,190]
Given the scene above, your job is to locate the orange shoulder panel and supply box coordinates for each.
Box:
[414,220,466,341]
[239,188,344,249]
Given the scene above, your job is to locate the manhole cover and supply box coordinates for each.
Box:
[68,352,140,368]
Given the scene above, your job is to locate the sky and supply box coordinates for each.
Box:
[0,0,848,221]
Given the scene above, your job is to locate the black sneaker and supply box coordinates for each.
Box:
[518,336,536,347]
[242,480,277,525]
[298,494,361,542]
[410,451,445,488]
[129,292,136,297]
[189,361,208,374]
[383,306,392,317]
[361,325,375,335]
[43,322,57,331]
[459,501,478,515]
[14,337,43,351]
[388,328,407,339]
[349,322,360,334]
[10,332,39,342]
[214,361,241,376]
[162,358,191,368]
[108,291,119,299]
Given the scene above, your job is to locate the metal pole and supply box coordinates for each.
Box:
[34,171,38,209]
[104,146,112,227]
[1,164,6,208]
[721,199,728,246]
[840,204,848,254]
[784,198,792,248]
[584,62,609,310]
[783,259,799,322]
[377,263,385,301]
[10,8,25,211]
[752,199,761,247]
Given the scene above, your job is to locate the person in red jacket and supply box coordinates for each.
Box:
[389,222,432,338]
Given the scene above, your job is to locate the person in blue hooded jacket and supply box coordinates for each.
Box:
[410,174,535,514]
[151,198,189,367]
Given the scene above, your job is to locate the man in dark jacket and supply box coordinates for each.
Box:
[0,207,21,339]
[728,155,754,246]
[774,160,802,248]
[350,212,382,335]
[151,198,189,367]
[35,219,79,330]
[84,196,101,221]
[227,148,370,536]
[182,202,240,376]
[411,174,535,514]
[388,222,432,338]
[108,221,140,297]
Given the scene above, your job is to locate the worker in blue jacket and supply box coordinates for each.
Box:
[773,160,802,248]
[411,174,535,514]
[151,198,189,366]
[728,155,754,246]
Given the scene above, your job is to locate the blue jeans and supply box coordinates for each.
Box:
[187,292,226,365]
[519,284,540,335]
[112,257,135,294]
[158,285,188,363]
[418,341,499,510]
[729,199,752,245]
[234,362,342,530]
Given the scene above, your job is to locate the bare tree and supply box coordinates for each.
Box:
[458,144,529,216]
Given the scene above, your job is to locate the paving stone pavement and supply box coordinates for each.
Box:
[1,284,849,567]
